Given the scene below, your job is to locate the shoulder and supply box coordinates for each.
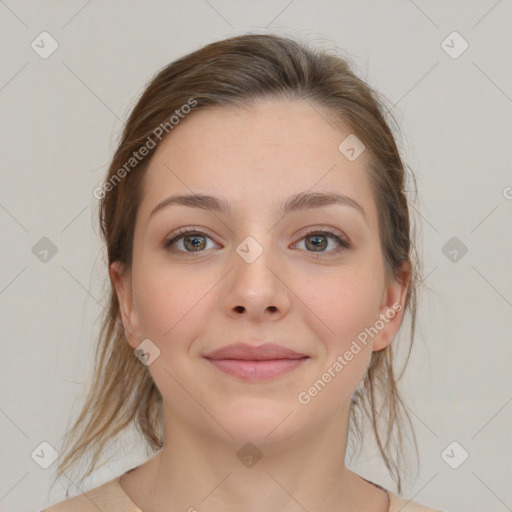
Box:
[388,491,446,512]
[40,474,141,512]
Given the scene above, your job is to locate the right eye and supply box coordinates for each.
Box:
[163,228,219,254]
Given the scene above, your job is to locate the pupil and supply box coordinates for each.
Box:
[187,235,204,250]
[308,235,326,251]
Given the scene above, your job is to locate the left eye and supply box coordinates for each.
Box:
[294,229,350,255]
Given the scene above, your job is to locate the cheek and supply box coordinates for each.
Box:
[132,268,215,398]
[303,264,383,349]
[132,262,219,349]
[295,271,380,412]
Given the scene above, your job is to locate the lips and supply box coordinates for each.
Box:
[203,342,309,381]
[202,342,308,361]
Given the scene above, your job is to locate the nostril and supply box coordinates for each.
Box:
[234,306,245,313]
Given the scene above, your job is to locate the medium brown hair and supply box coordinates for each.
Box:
[56,33,421,495]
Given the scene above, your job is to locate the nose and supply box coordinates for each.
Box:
[220,239,291,323]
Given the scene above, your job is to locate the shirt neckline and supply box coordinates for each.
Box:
[116,467,393,512]
[117,468,143,511]
[360,476,392,511]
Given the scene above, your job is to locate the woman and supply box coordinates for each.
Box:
[41,33,444,512]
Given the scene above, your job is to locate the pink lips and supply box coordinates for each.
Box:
[203,342,309,381]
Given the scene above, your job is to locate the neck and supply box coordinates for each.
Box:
[121,404,389,512]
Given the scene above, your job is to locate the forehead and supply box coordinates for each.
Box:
[137,99,378,227]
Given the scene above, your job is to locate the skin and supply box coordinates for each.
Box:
[110,99,410,512]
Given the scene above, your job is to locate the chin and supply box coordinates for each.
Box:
[208,402,305,446]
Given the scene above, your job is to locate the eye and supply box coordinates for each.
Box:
[163,226,351,256]
[163,228,218,253]
[293,227,351,256]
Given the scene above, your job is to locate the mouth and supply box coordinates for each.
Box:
[202,342,310,381]
[204,357,309,380]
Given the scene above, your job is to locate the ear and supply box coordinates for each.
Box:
[371,261,411,352]
[109,261,142,349]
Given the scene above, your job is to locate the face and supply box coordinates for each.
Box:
[111,99,409,447]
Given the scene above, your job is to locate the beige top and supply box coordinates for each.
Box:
[41,470,444,512]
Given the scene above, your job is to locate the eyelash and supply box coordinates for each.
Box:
[163,226,351,257]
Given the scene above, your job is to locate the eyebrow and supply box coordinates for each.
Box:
[149,191,367,221]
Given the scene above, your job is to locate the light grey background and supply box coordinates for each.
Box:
[1,1,511,511]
